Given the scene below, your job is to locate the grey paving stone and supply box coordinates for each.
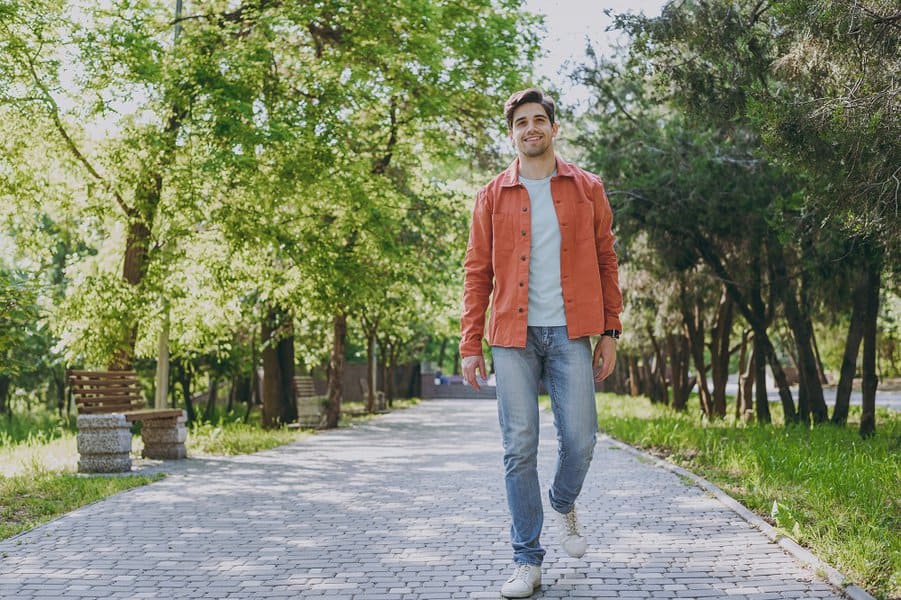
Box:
[0,399,847,599]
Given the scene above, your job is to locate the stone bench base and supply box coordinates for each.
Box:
[140,411,187,460]
[76,414,133,473]
[76,410,189,472]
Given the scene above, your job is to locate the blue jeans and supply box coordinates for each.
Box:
[492,326,598,566]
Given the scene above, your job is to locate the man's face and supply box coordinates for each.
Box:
[509,102,557,158]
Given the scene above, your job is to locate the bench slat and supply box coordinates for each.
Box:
[68,370,139,378]
[124,409,185,421]
[72,390,144,400]
[70,381,141,394]
[78,404,139,414]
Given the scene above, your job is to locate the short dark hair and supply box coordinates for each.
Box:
[504,88,556,130]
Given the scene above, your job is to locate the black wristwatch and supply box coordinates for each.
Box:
[602,329,621,340]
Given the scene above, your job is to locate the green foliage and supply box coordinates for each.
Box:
[612,0,900,257]
[597,393,901,599]
[1,0,542,402]
[186,417,307,456]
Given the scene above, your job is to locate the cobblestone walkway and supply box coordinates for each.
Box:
[0,399,845,599]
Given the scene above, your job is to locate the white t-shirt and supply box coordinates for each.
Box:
[519,171,566,326]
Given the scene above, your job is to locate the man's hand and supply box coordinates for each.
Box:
[593,336,617,382]
[462,355,487,391]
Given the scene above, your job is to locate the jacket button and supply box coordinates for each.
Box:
[521,230,526,236]
[522,207,528,212]
[518,308,523,313]
[519,281,524,287]
[520,255,526,261]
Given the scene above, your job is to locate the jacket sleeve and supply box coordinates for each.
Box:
[460,188,494,357]
[593,179,624,332]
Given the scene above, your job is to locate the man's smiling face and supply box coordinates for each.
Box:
[510,102,558,159]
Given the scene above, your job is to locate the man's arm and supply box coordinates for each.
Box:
[460,189,493,388]
[592,178,622,382]
[593,179,623,332]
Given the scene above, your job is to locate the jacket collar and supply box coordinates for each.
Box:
[500,155,576,187]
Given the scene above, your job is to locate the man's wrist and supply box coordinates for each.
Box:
[601,329,621,340]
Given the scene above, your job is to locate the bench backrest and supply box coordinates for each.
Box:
[293,375,317,398]
[68,370,146,414]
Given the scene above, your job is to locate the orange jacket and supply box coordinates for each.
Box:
[460,157,623,357]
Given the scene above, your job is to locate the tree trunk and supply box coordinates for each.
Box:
[809,318,828,385]
[52,366,66,418]
[833,268,868,425]
[696,235,795,423]
[753,331,771,424]
[667,332,692,411]
[173,358,196,423]
[276,321,297,425]
[710,289,733,418]
[680,283,712,416]
[628,354,640,397]
[0,375,10,418]
[737,330,755,421]
[324,312,347,429]
[387,339,399,406]
[437,337,448,371]
[365,328,377,414]
[261,306,296,428]
[647,331,669,405]
[203,375,218,422]
[768,237,827,425]
[859,250,881,438]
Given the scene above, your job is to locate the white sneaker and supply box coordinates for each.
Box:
[500,563,541,598]
[556,506,587,558]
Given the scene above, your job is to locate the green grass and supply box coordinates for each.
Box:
[593,392,900,600]
[0,409,76,446]
[0,471,164,540]
[186,418,310,455]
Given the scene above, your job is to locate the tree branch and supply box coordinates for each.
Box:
[21,49,130,216]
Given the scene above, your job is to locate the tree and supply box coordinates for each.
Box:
[612,0,898,435]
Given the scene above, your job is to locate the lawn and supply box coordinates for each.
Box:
[594,392,900,600]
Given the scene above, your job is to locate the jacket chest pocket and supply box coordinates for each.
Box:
[492,212,515,250]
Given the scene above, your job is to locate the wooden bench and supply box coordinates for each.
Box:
[293,375,324,428]
[68,370,188,471]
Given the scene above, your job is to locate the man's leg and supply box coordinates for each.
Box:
[543,327,597,514]
[492,333,545,566]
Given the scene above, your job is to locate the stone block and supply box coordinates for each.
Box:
[77,455,133,473]
[76,413,132,473]
[77,429,133,454]
[140,425,187,445]
[139,411,188,460]
[77,413,130,430]
[142,444,187,460]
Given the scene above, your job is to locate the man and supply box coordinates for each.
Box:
[460,88,623,598]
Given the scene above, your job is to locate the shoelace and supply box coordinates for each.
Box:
[508,563,533,583]
[563,509,580,536]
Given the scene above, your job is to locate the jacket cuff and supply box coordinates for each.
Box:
[459,339,483,358]
[604,315,623,333]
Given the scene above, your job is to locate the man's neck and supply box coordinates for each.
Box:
[518,151,556,180]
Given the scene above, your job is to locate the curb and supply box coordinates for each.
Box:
[599,434,876,600]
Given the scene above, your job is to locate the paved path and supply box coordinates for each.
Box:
[0,400,845,599]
